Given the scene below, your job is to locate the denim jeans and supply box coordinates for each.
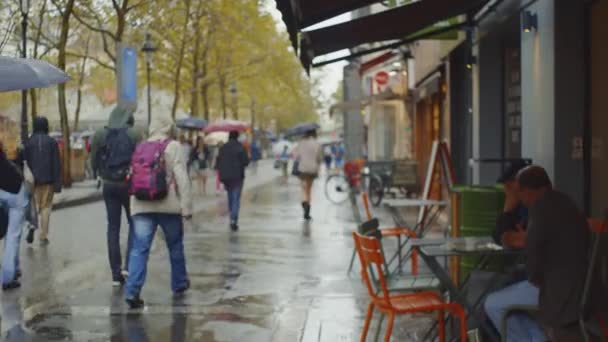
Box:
[484,280,547,341]
[125,213,188,299]
[225,183,243,224]
[103,183,134,281]
[0,185,28,285]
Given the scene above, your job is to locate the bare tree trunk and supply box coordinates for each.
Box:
[73,36,90,132]
[29,89,37,120]
[201,82,210,121]
[219,74,227,119]
[170,0,192,119]
[30,0,47,121]
[250,97,256,129]
[190,5,202,118]
[57,0,76,187]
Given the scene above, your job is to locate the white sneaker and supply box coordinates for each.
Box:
[112,280,123,287]
[121,270,129,277]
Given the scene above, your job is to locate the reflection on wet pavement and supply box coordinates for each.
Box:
[3,175,435,341]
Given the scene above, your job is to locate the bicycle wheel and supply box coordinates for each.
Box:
[325,174,350,204]
[368,174,384,207]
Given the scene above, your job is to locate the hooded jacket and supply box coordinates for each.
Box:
[130,112,192,217]
[217,138,249,183]
[91,104,142,184]
[24,116,62,191]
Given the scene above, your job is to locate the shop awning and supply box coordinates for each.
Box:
[275,0,383,51]
[299,0,487,70]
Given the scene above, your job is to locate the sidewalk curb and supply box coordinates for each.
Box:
[52,192,103,211]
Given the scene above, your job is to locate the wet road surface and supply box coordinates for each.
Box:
[1,168,436,341]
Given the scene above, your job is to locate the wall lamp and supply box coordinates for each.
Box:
[522,11,538,33]
[466,54,477,70]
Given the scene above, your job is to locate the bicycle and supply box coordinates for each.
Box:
[324,162,384,205]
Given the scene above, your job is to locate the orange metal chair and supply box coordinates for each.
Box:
[361,192,418,275]
[353,232,467,342]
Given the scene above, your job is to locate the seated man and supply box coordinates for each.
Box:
[485,166,591,341]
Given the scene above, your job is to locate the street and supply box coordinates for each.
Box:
[0,162,433,341]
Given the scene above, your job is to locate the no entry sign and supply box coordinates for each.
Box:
[374,71,389,85]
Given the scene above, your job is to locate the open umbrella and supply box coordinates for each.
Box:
[0,57,71,92]
[176,117,207,130]
[284,122,320,138]
[204,119,249,134]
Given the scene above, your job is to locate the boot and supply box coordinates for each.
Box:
[302,202,311,221]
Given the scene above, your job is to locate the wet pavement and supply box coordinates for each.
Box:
[1,165,438,341]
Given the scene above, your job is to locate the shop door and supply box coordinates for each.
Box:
[415,93,442,199]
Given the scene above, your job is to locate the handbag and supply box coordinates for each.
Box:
[291,160,301,176]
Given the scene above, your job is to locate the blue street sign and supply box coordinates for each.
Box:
[118,46,137,105]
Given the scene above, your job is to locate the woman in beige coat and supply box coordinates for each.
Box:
[293,130,323,220]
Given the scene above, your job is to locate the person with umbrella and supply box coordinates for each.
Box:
[293,129,323,221]
[216,131,250,231]
[0,56,70,290]
[0,143,28,290]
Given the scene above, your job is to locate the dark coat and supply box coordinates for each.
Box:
[526,190,591,327]
[24,117,61,192]
[217,139,249,183]
[0,151,23,194]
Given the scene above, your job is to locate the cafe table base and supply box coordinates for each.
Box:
[414,238,524,342]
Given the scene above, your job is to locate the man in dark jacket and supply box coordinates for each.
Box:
[0,142,27,290]
[217,131,249,231]
[24,116,61,245]
[486,166,593,341]
[91,104,142,286]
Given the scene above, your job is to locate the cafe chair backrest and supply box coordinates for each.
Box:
[352,232,391,304]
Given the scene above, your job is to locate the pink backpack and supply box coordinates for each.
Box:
[129,139,172,201]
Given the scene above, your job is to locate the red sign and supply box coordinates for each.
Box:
[374,71,389,85]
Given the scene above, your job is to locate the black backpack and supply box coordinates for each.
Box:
[98,128,135,182]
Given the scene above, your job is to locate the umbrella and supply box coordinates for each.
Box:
[284,122,320,138]
[0,57,71,92]
[176,117,208,130]
[204,119,249,133]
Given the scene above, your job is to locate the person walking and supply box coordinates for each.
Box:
[293,129,322,221]
[125,112,192,309]
[279,145,290,183]
[91,104,141,286]
[250,140,261,174]
[179,135,193,172]
[0,143,28,290]
[213,143,224,195]
[323,144,333,171]
[217,131,249,231]
[190,137,210,194]
[23,116,61,245]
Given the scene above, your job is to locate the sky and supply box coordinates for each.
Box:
[265,1,350,108]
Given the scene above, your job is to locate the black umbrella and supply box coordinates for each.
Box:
[176,117,208,130]
[284,123,320,138]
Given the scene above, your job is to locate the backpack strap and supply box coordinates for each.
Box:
[159,139,180,196]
